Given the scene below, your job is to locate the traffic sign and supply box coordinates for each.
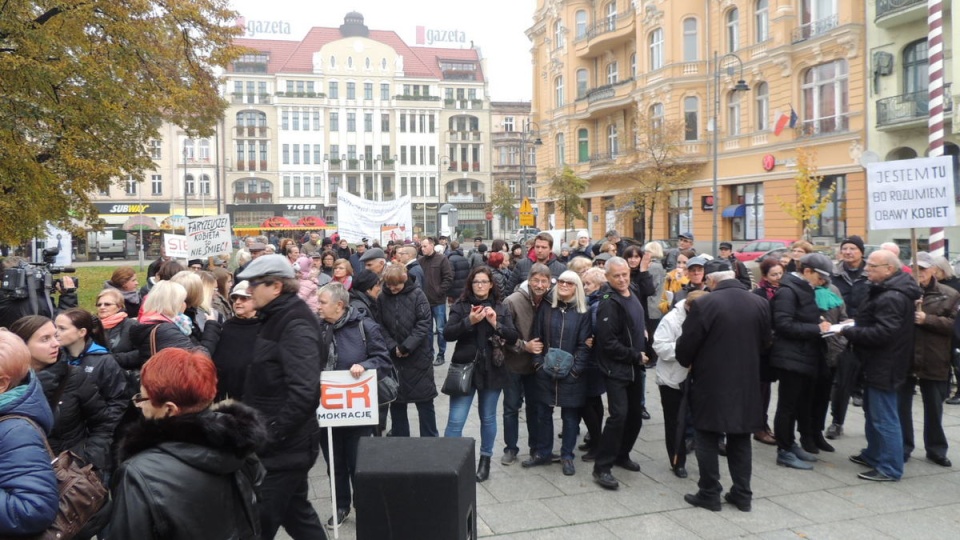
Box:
[519,197,535,226]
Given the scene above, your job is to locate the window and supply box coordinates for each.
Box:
[575,10,588,38]
[400,146,407,165]
[200,174,211,196]
[313,111,320,130]
[606,62,618,85]
[683,18,698,61]
[801,60,848,135]
[669,189,693,239]
[330,144,339,159]
[755,0,769,42]
[607,123,619,156]
[329,81,338,99]
[630,53,637,78]
[800,0,838,38]
[198,139,210,161]
[576,69,588,98]
[650,103,664,133]
[605,2,617,31]
[281,110,289,130]
[578,128,589,162]
[347,145,356,160]
[684,96,699,141]
[314,146,322,164]
[364,83,373,100]
[291,111,299,130]
[151,174,162,195]
[364,113,373,132]
[347,82,356,99]
[381,113,390,131]
[554,20,565,48]
[149,140,162,160]
[903,39,929,94]
[282,144,290,164]
[182,139,195,161]
[347,112,356,132]
[503,116,515,132]
[732,183,764,240]
[649,29,664,71]
[727,91,741,136]
[399,114,406,132]
[755,82,769,131]
[555,76,564,107]
[726,8,739,52]
[555,133,565,166]
[381,83,390,100]
[125,176,138,195]
[184,174,195,195]
[330,112,339,131]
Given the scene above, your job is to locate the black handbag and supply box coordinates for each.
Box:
[378,366,400,405]
[441,361,476,396]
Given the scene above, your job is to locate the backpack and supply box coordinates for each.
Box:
[0,415,108,540]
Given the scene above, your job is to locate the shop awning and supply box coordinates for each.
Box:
[296,216,327,228]
[721,204,746,218]
[122,215,160,231]
[262,216,294,228]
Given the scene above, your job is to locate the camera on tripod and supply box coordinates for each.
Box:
[1,247,77,300]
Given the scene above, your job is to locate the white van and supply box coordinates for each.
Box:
[88,231,126,260]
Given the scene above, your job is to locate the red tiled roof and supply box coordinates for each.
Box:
[233,28,482,82]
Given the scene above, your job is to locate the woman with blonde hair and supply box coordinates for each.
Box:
[332,258,354,290]
[171,271,215,343]
[127,281,202,370]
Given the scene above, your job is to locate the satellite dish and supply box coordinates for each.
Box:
[859,150,880,167]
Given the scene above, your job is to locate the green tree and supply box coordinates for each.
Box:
[490,180,517,233]
[547,166,588,234]
[0,0,244,242]
[777,148,835,240]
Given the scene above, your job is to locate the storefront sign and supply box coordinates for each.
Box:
[867,156,957,230]
[317,370,379,427]
[186,214,232,258]
[94,202,171,214]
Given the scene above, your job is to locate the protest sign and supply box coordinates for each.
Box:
[185,214,231,258]
[867,156,957,231]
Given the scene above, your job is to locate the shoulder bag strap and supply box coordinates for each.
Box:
[149,324,160,357]
[0,414,56,459]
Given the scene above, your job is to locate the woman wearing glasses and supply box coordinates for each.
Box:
[109,348,267,539]
[443,266,518,482]
[528,270,591,476]
[96,288,140,366]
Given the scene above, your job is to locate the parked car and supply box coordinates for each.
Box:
[734,238,794,262]
[513,227,541,244]
[88,231,127,261]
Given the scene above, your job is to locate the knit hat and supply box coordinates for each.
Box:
[294,256,312,278]
[352,269,380,293]
[840,235,865,255]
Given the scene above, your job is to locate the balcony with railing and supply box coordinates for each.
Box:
[876,0,927,27]
[234,125,270,138]
[448,161,482,172]
[795,113,851,138]
[792,14,840,43]
[233,192,273,204]
[444,99,485,110]
[575,78,635,117]
[574,8,636,58]
[877,84,954,129]
[446,130,483,142]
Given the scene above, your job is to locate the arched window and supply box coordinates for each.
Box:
[347,56,354,68]
[184,174,195,195]
[683,18,698,62]
[802,60,849,134]
[578,128,589,162]
[555,76,564,107]
[575,10,588,39]
[755,0,769,42]
[576,69,588,98]
[684,96,699,141]
[199,174,211,195]
[726,8,739,52]
[649,28,664,70]
[365,57,371,69]
[755,82,769,131]
[555,133,566,166]
[554,20,565,48]
[330,56,336,68]
[727,91,741,136]
[182,139,195,160]
[630,52,637,78]
[903,39,928,94]
[607,123,619,156]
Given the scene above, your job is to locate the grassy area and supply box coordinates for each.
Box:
[71,265,149,313]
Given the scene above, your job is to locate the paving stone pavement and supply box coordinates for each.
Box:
[280,355,960,539]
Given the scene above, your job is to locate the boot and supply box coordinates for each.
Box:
[476,456,491,482]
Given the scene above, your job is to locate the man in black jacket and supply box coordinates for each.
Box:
[718,242,752,289]
[418,237,453,366]
[592,257,647,490]
[236,254,327,539]
[446,241,471,301]
[508,232,566,295]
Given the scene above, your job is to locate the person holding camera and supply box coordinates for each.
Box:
[0,256,77,330]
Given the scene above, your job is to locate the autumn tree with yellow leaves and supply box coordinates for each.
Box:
[0,0,245,242]
[777,148,835,240]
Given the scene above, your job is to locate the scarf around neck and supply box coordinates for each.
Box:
[99,311,128,330]
[814,286,844,311]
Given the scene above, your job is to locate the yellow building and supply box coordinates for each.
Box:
[528,0,867,251]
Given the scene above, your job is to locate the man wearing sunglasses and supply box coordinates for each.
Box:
[235,254,327,539]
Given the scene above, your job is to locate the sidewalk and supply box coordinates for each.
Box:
[287,364,960,539]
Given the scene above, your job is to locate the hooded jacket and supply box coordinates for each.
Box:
[446,248,471,300]
[349,288,380,321]
[844,271,923,391]
[62,340,128,435]
[107,401,267,540]
[912,277,959,381]
[377,281,436,403]
[768,273,826,377]
[405,259,426,289]
[0,372,59,536]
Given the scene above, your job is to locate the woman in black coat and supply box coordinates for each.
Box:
[443,266,519,482]
[211,281,262,401]
[377,266,438,437]
[10,316,114,474]
[751,257,785,446]
[96,288,141,369]
[126,281,206,372]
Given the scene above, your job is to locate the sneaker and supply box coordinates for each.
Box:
[521,454,553,468]
[777,449,814,470]
[433,354,445,366]
[849,454,872,467]
[947,394,960,405]
[501,449,518,466]
[562,458,576,476]
[826,423,843,440]
[858,469,897,482]
[325,508,349,529]
[790,443,818,463]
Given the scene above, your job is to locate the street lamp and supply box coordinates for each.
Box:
[436,155,450,237]
[182,145,189,218]
[711,51,750,255]
[518,119,542,233]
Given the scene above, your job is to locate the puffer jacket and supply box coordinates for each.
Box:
[769,273,826,378]
[912,277,960,381]
[377,281,437,403]
[532,299,591,408]
[833,261,870,317]
[104,317,139,369]
[36,360,114,473]
[126,320,202,370]
[349,288,380,321]
[844,271,923,391]
[62,340,128,431]
[297,275,319,313]
[491,267,512,299]
[446,249,471,300]
[320,307,393,373]
[0,371,59,536]
[444,295,518,391]
[107,401,267,540]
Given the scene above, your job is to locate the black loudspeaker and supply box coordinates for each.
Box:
[355,437,476,540]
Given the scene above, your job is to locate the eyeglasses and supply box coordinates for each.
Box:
[231,295,251,301]
[247,279,270,288]
[557,279,576,286]
[131,393,151,405]
[472,280,491,285]
[95,302,115,307]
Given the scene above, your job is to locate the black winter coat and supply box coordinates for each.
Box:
[63,341,128,434]
[212,317,263,400]
[36,361,114,473]
[417,251,452,306]
[491,267,512,299]
[242,293,323,471]
[104,317,139,369]
[125,321,202,370]
[769,273,826,378]
[833,261,870,317]
[319,307,393,373]
[349,289,380,321]
[594,285,646,382]
[447,249,471,300]
[583,290,605,397]
[444,295,518,391]
[377,281,437,403]
[844,271,922,391]
[676,280,771,434]
[532,299,591,408]
[913,278,960,381]
[107,401,267,540]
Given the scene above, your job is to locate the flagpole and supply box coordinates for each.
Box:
[928,0,946,257]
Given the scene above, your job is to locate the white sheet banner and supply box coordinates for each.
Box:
[867,156,957,231]
[316,370,379,428]
[336,191,412,243]
[185,214,232,258]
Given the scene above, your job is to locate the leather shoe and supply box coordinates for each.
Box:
[593,470,619,490]
[928,454,953,467]
[433,354,445,366]
[501,449,518,466]
[673,466,688,479]
[800,437,820,455]
[614,457,641,472]
[724,492,751,512]
[753,430,776,445]
[684,493,721,512]
[561,458,576,476]
[581,450,597,462]
[521,454,553,468]
[641,407,651,420]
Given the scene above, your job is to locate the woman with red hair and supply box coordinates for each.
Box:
[108,348,268,539]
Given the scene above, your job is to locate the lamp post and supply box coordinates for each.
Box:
[182,145,189,218]
[711,51,750,256]
[436,155,450,237]
[518,119,542,234]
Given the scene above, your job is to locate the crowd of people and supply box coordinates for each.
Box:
[2,227,959,539]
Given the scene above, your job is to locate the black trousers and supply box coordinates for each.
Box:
[774,370,814,451]
[807,366,834,435]
[759,381,772,428]
[694,430,752,502]
[594,367,644,473]
[258,467,327,540]
[580,395,604,451]
[831,353,861,425]
[320,425,374,511]
[659,384,686,468]
[899,377,950,459]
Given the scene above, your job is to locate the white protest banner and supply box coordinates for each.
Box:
[185,214,232,258]
[867,156,957,231]
[163,233,190,258]
[317,370,379,428]
[336,191,412,244]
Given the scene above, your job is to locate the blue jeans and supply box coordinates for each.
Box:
[861,386,904,479]
[538,406,581,460]
[502,371,543,454]
[390,399,439,437]
[444,388,501,457]
[431,304,447,357]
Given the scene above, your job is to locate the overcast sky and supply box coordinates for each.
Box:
[229,0,535,101]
